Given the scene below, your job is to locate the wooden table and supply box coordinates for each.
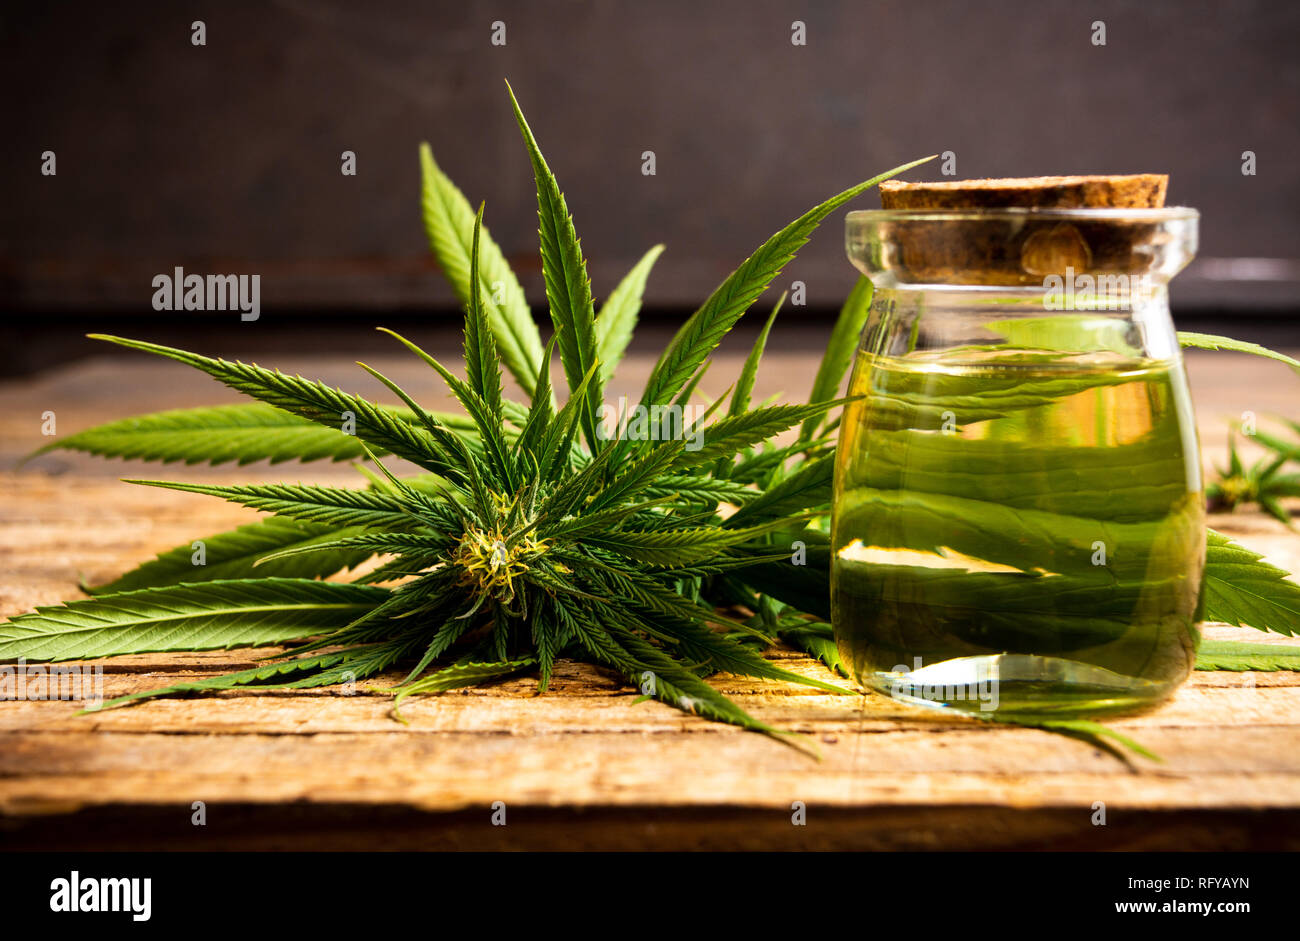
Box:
[3,335,1299,850]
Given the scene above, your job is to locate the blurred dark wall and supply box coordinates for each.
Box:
[3,0,1298,320]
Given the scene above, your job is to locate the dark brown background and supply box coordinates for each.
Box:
[2,0,1297,370]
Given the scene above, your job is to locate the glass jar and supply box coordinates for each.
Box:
[832,207,1203,718]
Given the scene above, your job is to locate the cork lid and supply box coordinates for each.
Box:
[849,174,1190,286]
[879,174,1168,210]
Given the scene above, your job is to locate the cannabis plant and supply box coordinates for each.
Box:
[1208,425,1300,528]
[0,86,927,740]
[5,86,1300,751]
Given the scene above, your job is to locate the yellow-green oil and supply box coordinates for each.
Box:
[831,350,1205,717]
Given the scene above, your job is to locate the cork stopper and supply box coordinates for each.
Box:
[863,174,1173,285]
[879,174,1168,210]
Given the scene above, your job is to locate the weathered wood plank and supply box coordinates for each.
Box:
[1,656,1298,735]
[3,728,1300,813]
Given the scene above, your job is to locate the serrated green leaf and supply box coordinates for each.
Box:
[515,335,559,474]
[537,442,628,523]
[990,716,1160,763]
[729,541,832,621]
[28,402,391,466]
[725,454,834,526]
[801,275,873,441]
[538,362,600,482]
[1247,425,1300,463]
[256,531,456,567]
[585,438,687,512]
[87,336,452,474]
[463,202,506,424]
[91,649,354,710]
[419,142,545,395]
[730,293,784,420]
[541,499,673,543]
[90,518,373,594]
[507,81,604,452]
[583,518,805,567]
[730,436,832,485]
[568,609,789,739]
[638,155,935,414]
[674,360,711,411]
[780,623,847,676]
[372,329,515,489]
[352,358,483,493]
[1178,332,1300,376]
[1203,529,1300,636]
[1268,474,1300,497]
[0,579,389,662]
[392,657,537,708]
[597,244,664,382]
[633,605,849,695]
[1196,638,1300,671]
[532,599,560,692]
[640,474,757,505]
[586,565,772,642]
[92,641,416,711]
[124,478,426,530]
[673,401,845,470]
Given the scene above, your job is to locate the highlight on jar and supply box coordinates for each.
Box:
[830,175,1205,719]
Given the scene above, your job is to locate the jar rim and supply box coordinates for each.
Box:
[848,206,1199,223]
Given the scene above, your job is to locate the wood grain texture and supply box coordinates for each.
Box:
[2,342,1299,850]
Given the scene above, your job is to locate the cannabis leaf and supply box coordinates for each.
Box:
[29,403,388,466]
[801,275,873,441]
[1196,639,1300,671]
[1202,529,1300,636]
[508,81,604,453]
[391,657,541,719]
[82,336,456,475]
[91,644,417,712]
[1178,332,1300,376]
[420,142,546,396]
[0,579,387,662]
[1207,432,1297,527]
[636,154,935,423]
[124,479,430,530]
[89,517,372,594]
[1251,418,1300,464]
[597,245,665,382]
[992,716,1161,764]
